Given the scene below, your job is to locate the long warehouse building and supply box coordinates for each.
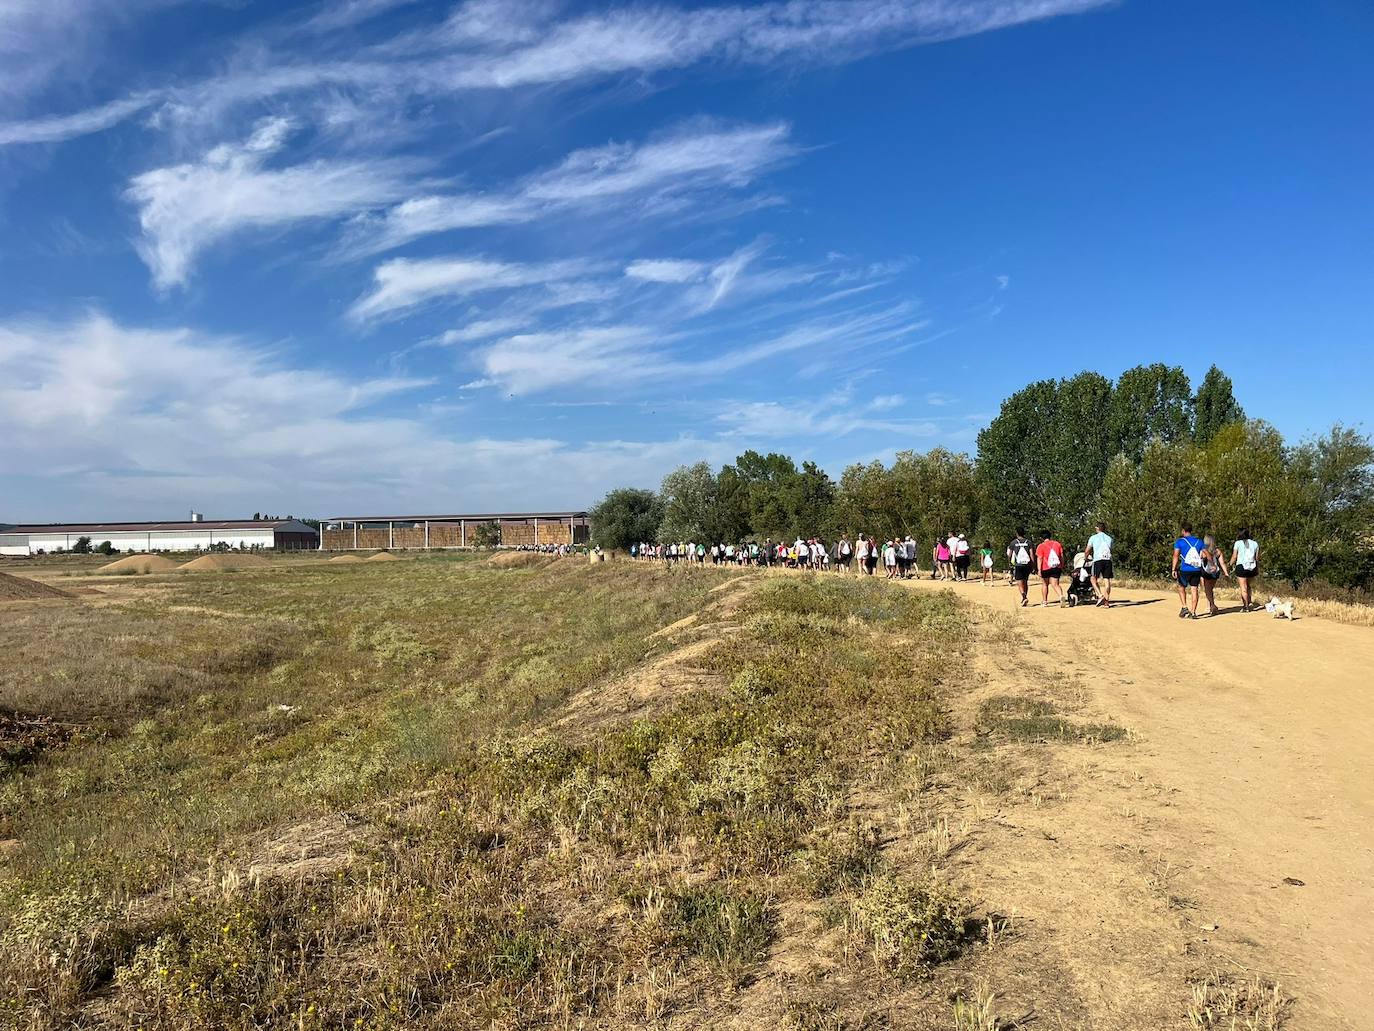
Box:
[0,518,318,556]
[322,512,590,550]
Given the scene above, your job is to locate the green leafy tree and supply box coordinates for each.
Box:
[1192,365,1245,444]
[589,488,664,550]
[1110,363,1193,463]
[71,536,92,554]
[96,540,115,556]
[889,448,980,547]
[470,521,501,548]
[1290,424,1374,586]
[658,462,721,542]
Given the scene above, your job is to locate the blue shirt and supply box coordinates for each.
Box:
[1175,535,1205,572]
[1087,531,1113,560]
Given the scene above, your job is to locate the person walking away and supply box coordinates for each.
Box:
[1172,524,1208,619]
[980,541,995,585]
[954,533,972,581]
[904,535,919,578]
[865,535,879,576]
[837,535,852,572]
[1084,521,1115,607]
[1036,531,1066,607]
[883,539,898,578]
[1009,530,1034,606]
[934,537,951,580]
[895,536,910,578]
[1200,534,1230,617]
[1231,529,1260,611]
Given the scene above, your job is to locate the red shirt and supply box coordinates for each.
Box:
[1035,539,1064,571]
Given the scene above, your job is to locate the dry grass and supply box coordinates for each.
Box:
[0,558,987,1029]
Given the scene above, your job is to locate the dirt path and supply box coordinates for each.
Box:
[902,576,1374,1030]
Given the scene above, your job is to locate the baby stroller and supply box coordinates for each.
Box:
[1066,552,1097,607]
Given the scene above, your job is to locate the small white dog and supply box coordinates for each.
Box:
[1265,597,1296,620]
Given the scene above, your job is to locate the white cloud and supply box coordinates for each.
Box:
[625,259,707,283]
[0,94,155,146]
[478,326,658,395]
[350,256,594,321]
[435,317,533,346]
[127,118,416,287]
[0,312,734,518]
[716,389,935,440]
[352,121,794,255]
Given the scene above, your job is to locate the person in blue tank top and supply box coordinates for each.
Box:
[1171,523,1210,620]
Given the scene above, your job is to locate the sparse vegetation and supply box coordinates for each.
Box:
[976,695,1127,744]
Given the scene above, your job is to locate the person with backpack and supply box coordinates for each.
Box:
[1172,523,1209,620]
[1200,534,1230,617]
[1036,530,1066,607]
[1230,529,1260,612]
[979,541,995,585]
[1083,521,1114,608]
[836,535,852,572]
[1008,529,1035,606]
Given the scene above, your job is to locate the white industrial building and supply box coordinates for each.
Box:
[0,518,318,557]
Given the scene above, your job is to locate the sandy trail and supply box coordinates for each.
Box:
[903,575,1374,1030]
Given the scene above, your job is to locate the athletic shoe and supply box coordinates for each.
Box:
[1178,607,1188,619]
[1021,598,1028,607]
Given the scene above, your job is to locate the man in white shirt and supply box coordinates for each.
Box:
[1083,521,1114,607]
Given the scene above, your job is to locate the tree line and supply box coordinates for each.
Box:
[589,364,1374,588]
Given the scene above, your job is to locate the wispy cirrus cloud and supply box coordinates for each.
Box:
[349,256,598,321]
[126,117,417,288]
[1,0,1109,147]
[347,120,795,255]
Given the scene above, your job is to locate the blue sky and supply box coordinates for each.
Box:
[1,0,1371,521]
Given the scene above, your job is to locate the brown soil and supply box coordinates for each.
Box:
[0,572,74,601]
[97,554,181,574]
[178,553,271,572]
[328,554,364,563]
[890,575,1374,1031]
[1,709,75,766]
[367,551,402,562]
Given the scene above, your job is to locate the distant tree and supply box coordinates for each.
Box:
[835,460,905,542]
[1110,363,1193,463]
[890,448,980,545]
[71,536,92,554]
[1290,424,1374,586]
[96,540,115,556]
[975,378,1060,542]
[589,488,664,550]
[253,511,261,520]
[1193,365,1245,444]
[471,521,501,548]
[658,462,722,542]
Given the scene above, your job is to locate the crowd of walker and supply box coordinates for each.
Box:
[631,524,1263,617]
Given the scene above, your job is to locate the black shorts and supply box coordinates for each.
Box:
[1177,571,1201,588]
[1201,569,1221,581]
[1040,569,1061,581]
[1092,559,1114,579]
[1013,563,1033,582]
[955,555,970,571]
[1236,564,1258,579]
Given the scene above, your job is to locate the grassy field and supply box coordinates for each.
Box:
[5,553,1276,1030]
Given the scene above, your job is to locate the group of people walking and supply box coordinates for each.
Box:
[630,523,1263,618]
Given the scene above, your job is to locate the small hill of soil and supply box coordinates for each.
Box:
[0,572,74,601]
[487,551,552,569]
[328,555,364,563]
[178,554,271,572]
[98,554,181,574]
[367,552,402,562]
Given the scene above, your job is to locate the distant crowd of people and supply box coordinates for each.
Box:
[630,523,1263,618]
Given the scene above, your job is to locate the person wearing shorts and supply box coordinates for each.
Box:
[864,536,879,576]
[1231,530,1260,611]
[1035,531,1066,607]
[1008,530,1035,606]
[1084,521,1114,607]
[980,542,994,585]
[1172,523,1208,619]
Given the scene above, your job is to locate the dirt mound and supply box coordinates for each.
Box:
[486,551,552,569]
[178,553,271,572]
[97,554,181,574]
[0,572,74,601]
[328,555,364,563]
[367,552,402,562]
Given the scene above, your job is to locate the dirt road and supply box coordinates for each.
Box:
[904,575,1374,1030]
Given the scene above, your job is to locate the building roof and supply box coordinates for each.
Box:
[8,519,316,534]
[326,511,588,523]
